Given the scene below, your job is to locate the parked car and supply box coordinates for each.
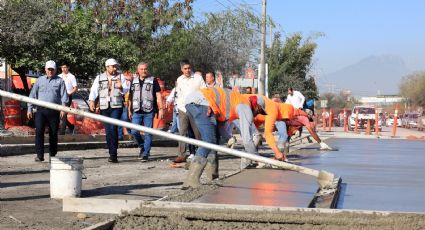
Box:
[403,113,419,129]
[348,106,382,131]
[418,111,425,131]
[386,114,402,127]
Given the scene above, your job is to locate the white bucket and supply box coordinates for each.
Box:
[50,157,84,199]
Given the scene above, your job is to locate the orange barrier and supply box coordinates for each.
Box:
[328,109,333,132]
[365,119,371,135]
[3,99,22,129]
[375,110,379,136]
[354,109,359,133]
[153,90,173,130]
[67,101,78,125]
[343,108,348,132]
[322,109,326,130]
[392,109,398,138]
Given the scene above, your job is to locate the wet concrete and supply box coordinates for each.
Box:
[195,138,425,212]
[194,169,317,207]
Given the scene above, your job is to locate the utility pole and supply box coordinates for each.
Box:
[258,0,266,95]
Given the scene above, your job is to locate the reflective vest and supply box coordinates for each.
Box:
[130,76,155,113]
[200,87,249,122]
[98,73,123,110]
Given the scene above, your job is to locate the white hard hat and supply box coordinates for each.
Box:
[45,60,56,69]
[105,58,119,67]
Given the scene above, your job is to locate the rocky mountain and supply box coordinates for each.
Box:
[320,55,410,96]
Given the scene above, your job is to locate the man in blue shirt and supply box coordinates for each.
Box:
[27,60,68,162]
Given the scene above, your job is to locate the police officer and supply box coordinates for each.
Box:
[128,62,164,162]
[27,60,68,162]
[88,59,129,163]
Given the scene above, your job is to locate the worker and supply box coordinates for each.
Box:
[285,87,305,109]
[182,87,267,189]
[286,107,333,151]
[88,58,129,163]
[250,96,295,161]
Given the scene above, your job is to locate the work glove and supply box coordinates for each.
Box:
[319,142,333,150]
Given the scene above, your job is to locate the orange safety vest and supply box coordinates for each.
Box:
[201,87,250,122]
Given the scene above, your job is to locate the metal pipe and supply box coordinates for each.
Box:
[0,90,336,188]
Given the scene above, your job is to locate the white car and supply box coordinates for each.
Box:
[386,115,402,127]
[349,106,382,131]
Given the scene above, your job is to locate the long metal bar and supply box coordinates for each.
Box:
[0,90,336,188]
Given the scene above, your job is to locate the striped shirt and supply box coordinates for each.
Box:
[28,75,68,112]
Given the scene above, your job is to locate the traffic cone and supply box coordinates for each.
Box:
[366,119,371,135]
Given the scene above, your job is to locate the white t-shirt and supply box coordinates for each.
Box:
[285,90,305,109]
[58,73,77,94]
[176,73,206,113]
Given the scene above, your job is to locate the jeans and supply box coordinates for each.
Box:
[35,108,60,159]
[169,110,179,133]
[275,121,288,145]
[178,110,198,156]
[131,111,154,156]
[185,104,217,158]
[101,107,122,158]
[118,105,131,139]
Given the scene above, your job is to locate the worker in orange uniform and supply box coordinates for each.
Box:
[182,87,267,189]
[250,96,295,162]
[286,108,333,151]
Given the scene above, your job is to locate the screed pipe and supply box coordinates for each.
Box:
[0,90,336,188]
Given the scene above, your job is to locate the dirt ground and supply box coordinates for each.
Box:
[0,144,245,230]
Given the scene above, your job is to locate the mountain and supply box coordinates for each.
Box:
[320,55,410,97]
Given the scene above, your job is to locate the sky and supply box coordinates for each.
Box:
[193,0,425,76]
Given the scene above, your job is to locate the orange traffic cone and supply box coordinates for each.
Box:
[365,119,371,135]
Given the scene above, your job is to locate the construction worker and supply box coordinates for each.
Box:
[88,58,129,163]
[182,87,266,189]
[250,96,295,161]
[286,107,333,150]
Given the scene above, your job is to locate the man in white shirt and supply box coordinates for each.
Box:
[173,60,206,163]
[58,63,78,135]
[285,87,305,109]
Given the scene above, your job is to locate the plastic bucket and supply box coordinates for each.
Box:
[50,157,84,199]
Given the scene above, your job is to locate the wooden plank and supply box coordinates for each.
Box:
[63,198,425,216]
[63,198,143,214]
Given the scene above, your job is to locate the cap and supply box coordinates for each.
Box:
[256,96,267,115]
[45,60,56,69]
[105,58,119,67]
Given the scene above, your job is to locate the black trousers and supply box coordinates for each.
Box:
[59,95,74,134]
[35,108,60,158]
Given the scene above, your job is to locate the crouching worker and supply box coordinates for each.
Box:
[182,87,266,189]
[286,108,333,150]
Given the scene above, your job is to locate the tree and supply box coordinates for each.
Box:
[399,72,425,107]
[187,9,261,76]
[0,0,60,94]
[320,92,358,109]
[0,0,194,91]
[267,32,320,100]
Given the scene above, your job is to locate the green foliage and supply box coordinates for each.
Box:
[267,32,319,100]
[320,92,358,109]
[399,72,425,106]
[0,0,193,83]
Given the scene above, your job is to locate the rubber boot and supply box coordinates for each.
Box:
[182,155,207,190]
[204,153,219,183]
